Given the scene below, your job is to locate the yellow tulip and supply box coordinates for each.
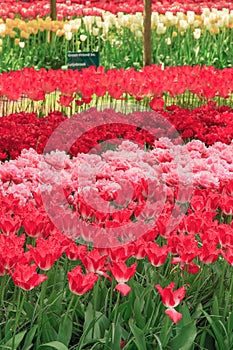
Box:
[20,30,30,39]
[9,30,17,38]
[56,29,65,37]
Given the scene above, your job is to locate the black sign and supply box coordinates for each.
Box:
[67,51,99,70]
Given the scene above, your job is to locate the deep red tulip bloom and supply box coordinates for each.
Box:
[149,97,165,110]
[68,266,98,295]
[57,94,74,108]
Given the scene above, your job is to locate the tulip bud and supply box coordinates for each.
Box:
[19,41,25,48]
[80,34,87,42]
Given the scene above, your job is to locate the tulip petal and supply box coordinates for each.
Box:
[115,283,131,296]
[165,308,183,323]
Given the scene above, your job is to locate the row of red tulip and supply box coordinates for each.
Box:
[0,104,232,161]
[0,66,232,105]
[0,0,232,19]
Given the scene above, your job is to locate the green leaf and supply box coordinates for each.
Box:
[202,310,225,350]
[198,324,208,348]
[228,312,233,334]
[117,301,132,322]
[133,296,146,329]
[129,319,147,350]
[3,320,15,343]
[76,316,101,350]
[168,321,197,350]
[176,303,193,332]
[38,341,69,350]
[21,325,38,350]
[159,313,172,348]
[83,303,110,341]
[57,316,72,346]
[212,295,219,317]
[4,330,27,349]
[41,314,58,343]
[23,302,35,320]
[112,322,122,350]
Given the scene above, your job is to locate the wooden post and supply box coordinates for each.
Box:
[143,0,152,66]
[48,0,57,44]
[50,0,57,20]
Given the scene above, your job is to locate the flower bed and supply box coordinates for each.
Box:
[0,6,233,70]
[0,107,233,347]
[1,104,233,161]
[1,0,233,348]
[1,0,233,19]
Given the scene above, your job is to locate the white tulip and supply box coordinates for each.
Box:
[19,42,25,48]
[202,8,210,16]
[83,17,94,31]
[135,30,143,38]
[179,19,188,30]
[165,11,173,21]
[187,11,195,24]
[92,27,99,36]
[65,31,72,40]
[177,12,185,19]
[193,28,201,40]
[156,23,166,34]
[95,16,102,26]
[80,34,87,42]
[130,23,139,33]
[165,37,172,45]
[0,23,6,34]
[102,23,109,35]
[209,13,217,22]
[64,23,72,32]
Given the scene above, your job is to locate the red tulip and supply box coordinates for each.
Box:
[110,261,136,296]
[28,235,68,271]
[155,282,186,323]
[68,265,98,295]
[65,242,87,260]
[110,261,136,283]
[146,242,168,267]
[10,263,47,291]
[81,249,109,278]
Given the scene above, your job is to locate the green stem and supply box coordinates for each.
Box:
[91,277,100,338]
[0,275,7,308]
[108,282,114,319]
[93,277,100,316]
[12,288,26,350]
[64,293,76,325]
[113,292,120,325]
[36,276,48,348]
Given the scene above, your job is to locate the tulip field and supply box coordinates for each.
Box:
[0,0,233,349]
